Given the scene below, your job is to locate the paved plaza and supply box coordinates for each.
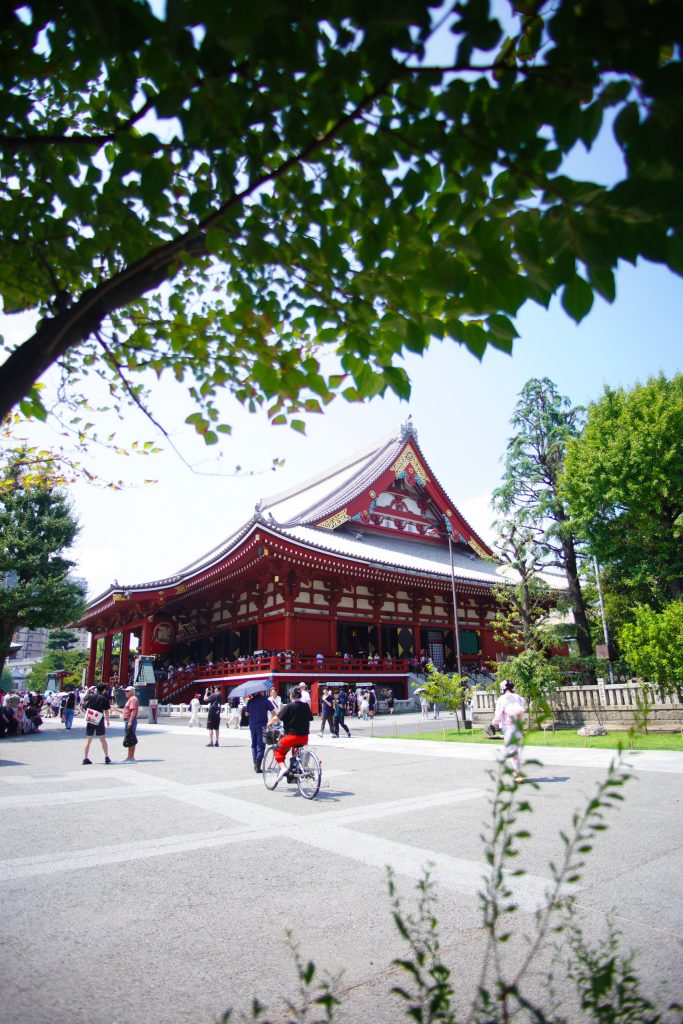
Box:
[2,713,682,1024]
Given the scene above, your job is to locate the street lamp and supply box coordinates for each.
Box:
[593,557,615,685]
[444,519,463,678]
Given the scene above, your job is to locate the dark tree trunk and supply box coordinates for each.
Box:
[0,617,17,681]
[561,536,594,661]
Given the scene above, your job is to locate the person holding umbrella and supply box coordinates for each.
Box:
[228,679,280,770]
[245,688,275,772]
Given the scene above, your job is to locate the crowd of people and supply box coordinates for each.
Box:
[0,676,527,779]
[154,648,428,688]
[0,683,140,764]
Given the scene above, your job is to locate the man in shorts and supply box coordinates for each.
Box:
[272,686,313,785]
[82,683,112,765]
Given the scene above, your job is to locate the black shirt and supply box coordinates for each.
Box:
[85,692,110,714]
[278,699,313,736]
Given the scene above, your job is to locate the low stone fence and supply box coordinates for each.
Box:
[471,682,683,731]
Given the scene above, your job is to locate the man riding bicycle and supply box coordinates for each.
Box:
[270,685,313,786]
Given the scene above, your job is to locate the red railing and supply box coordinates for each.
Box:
[157,654,410,702]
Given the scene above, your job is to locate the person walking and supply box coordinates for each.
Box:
[82,684,112,766]
[118,685,139,761]
[227,693,241,729]
[246,689,274,772]
[205,687,223,746]
[188,693,201,728]
[419,694,429,719]
[319,687,335,736]
[332,690,351,738]
[298,681,311,706]
[359,692,369,720]
[62,687,77,730]
[491,680,527,782]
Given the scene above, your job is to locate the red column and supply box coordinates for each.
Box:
[87,635,98,687]
[141,617,154,654]
[118,629,131,687]
[284,609,293,651]
[102,634,113,685]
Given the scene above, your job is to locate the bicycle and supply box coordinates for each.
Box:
[262,729,322,800]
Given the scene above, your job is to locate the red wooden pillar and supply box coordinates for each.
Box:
[141,617,154,655]
[86,635,99,687]
[118,629,131,687]
[102,634,113,684]
[284,609,293,651]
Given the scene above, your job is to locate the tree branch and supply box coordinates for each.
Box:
[0,72,395,420]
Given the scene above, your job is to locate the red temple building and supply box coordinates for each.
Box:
[79,421,563,706]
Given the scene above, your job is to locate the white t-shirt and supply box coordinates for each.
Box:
[299,687,311,705]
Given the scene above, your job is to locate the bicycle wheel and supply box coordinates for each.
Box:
[262,746,279,790]
[296,748,321,800]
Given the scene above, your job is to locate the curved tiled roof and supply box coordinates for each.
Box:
[260,428,402,526]
[274,523,566,590]
[85,420,560,613]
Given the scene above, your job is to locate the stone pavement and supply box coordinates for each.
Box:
[2,714,682,1024]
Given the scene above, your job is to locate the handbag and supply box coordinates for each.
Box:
[85,707,103,726]
[123,725,138,748]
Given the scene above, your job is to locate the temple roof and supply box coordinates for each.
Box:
[83,420,565,610]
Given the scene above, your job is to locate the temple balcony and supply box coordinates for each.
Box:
[156,653,411,703]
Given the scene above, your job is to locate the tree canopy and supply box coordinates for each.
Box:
[0,451,87,677]
[562,374,683,604]
[618,601,683,695]
[25,647,89,692]
[492,378,593,659]
[490,518,558,652]
[1,0,682,442]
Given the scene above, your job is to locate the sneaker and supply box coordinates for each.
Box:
[206,743,214,747]
[214,741,219,747]
[273,763,289,787]
[82,758,92,765]
[104,756,112,764]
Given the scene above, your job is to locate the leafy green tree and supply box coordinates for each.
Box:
[25,648,89,692]
[618,601,683,698]
[1,1,682,441]
[420,663,469,728]
[561,374,683,605]
[1,666,14,690]
[495,647,560,727]
[0,451,87,678]
[493,378,594,660]
[47,628,80,651]
[490,518,559,652]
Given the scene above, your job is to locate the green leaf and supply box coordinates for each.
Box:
[205,228,226,255]
[561,275,594,322]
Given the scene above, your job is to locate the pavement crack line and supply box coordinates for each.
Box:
[0,767,560,911]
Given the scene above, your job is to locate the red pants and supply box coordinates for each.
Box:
[274,734,308,764]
